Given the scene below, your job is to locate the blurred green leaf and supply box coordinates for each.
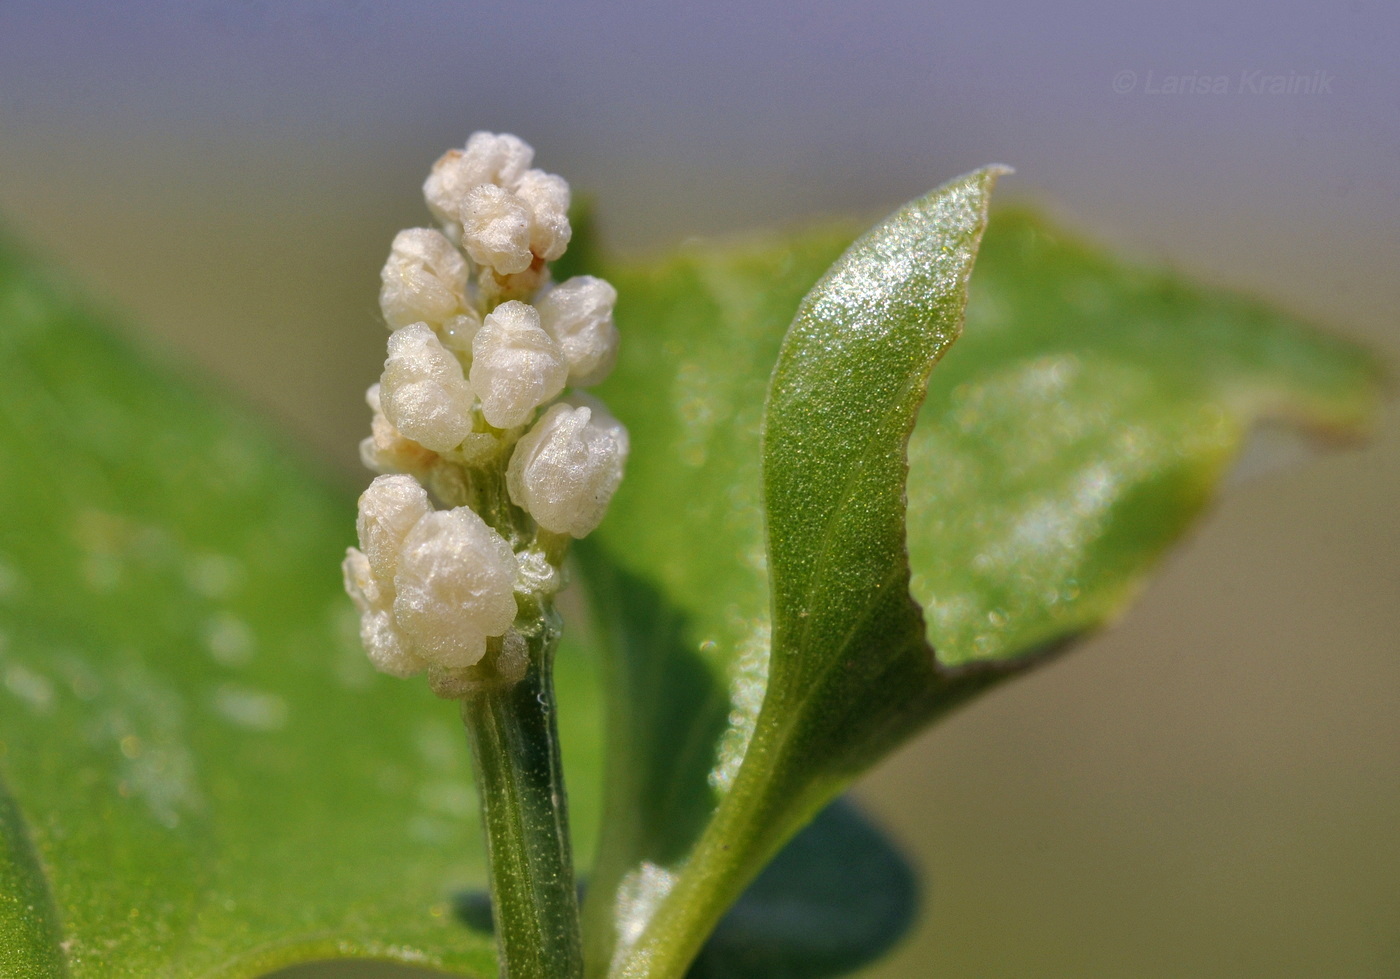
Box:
[905,208,1382,666]
[0,233,603,977]
[581,180,1381,977]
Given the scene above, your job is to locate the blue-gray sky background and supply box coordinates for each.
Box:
[2,2,1397,976]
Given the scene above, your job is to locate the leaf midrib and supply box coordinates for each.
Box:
[772,357,933,689]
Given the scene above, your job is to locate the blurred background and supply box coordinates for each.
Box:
[1,1,1396,976]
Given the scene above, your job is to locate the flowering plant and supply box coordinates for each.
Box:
[0,134,1380,979]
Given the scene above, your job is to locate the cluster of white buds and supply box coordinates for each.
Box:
[343,133,628,695]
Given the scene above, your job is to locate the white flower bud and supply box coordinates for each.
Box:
[507,396,629,538]
[357,600,424,678]
[537,276,619,386]
[342,545,380,609]
[469,301,568,429]
[515,168,572,262]
[380,323,475,453]
[461,184,534,275]
[344,549,405,668]
[378,228,470,330]
[360,384,438,477]
[344,565,423,676]
[356,474,434,583]
[465,131,535,187]
[344,475,436,678]
[393,507,519,669]
[423,132,535,230]
[365,381,384,412]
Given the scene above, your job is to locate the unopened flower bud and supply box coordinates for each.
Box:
[343,558,422,678]
[423,131,535,230]
[356,474,434,581]
[469,301,568,429]
[459,131,532,188]
[461,184,534,275]
[351,133,622,689]
[393,507,519,669]
[380,323,475,453]
[507,397,629,538]
[537,276,619,386]
[360,384,438,477]
[343,474,437,677]
[379,228,470,330]
[515,169,572,262]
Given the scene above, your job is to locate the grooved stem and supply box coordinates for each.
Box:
[461,619,582,979]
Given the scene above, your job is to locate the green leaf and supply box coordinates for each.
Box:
[580,179,1381,977]
[904,208,1382,666]
[600,167,1007,979]
[758,166,1010,780]
[578,223,866,973]
[0,232,607,976]
[574,534,921,978]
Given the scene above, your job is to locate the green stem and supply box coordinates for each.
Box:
[461,621,583,979]
[607,728,832,979]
